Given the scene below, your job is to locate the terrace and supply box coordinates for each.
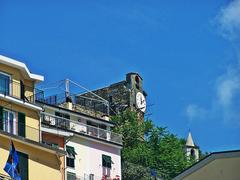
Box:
[41,113,123,145]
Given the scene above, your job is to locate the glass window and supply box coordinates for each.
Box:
[67,172,76,180]
[3,109,17,135]
[0,72,11,95]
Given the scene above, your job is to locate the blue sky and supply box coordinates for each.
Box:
[1,0,240,152]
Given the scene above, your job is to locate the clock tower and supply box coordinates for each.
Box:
[126,73,147,119]
[75,72,147,121]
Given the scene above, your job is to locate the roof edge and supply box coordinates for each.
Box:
[0,55,44,82]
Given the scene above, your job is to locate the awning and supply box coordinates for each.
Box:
[66,146,77,158]
[103,155,114,164]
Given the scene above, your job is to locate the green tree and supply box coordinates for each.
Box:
[112,109,194,180]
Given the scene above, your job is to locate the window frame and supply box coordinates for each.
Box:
[0,71,12,95]
[66,145,76,169]
[3,108,17,135]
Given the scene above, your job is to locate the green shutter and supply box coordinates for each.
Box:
[18,151,28,180]
[0,106,3,130]
[102,155,112,169]
[18,112,26,137]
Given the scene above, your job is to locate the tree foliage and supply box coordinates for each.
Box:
[112,109,194,180]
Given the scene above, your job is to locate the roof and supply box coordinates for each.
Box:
[186,132,195,147]
[0,55,44,82]
[173,149,240,179]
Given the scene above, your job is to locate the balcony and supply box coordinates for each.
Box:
[67,173,120,180]
[0,78,44,104]
[41,113,123,145]
[0,120,63,151]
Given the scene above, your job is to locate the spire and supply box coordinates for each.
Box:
[186,131,195,147]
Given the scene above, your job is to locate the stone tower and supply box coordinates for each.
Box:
[185,132,199,161]
[75,72,147,121]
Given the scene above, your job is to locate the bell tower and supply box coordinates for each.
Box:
[185,131,199,161]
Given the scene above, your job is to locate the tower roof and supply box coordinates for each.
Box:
[186,132,195,147]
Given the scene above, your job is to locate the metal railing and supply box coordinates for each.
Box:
[38,93,109,115]
[0,120,62,150]
[67,173,120,180]
[41,113,123,145]
[0,77,44,103]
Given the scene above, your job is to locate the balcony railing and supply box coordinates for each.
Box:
[38,93,109,115]
[0,78,44,104]
[67,173,120,180]
[0,120,62,150]
[41,113,123,145]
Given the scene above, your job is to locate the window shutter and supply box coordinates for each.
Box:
[18,151,29,180]
[102,155,112,169]
[0,106,3,130]
[18,112,26,137]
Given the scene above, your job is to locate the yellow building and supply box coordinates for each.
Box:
[0,55,66,180]
[173,150,240,180]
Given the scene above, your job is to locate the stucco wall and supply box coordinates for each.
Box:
[0,63,35,99]
[0,99,40,141]
[0,137,62,180]
[182,157,240,180]
[66,136,121,179]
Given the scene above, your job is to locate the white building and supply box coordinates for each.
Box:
[38,98,122,180]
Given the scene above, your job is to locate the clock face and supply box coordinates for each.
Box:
[136,92,146,112]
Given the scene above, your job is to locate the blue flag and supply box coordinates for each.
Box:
[4,141,21,180]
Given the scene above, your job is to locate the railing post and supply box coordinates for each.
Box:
[97,127,100,138]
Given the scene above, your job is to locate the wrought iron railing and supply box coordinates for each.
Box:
[41,113,123,145]
[39,93,109,115]
[0,78,44,103]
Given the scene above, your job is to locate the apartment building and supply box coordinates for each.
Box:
[0,55,66,180]
[38,96,123,180]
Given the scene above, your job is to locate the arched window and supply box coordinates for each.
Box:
[191,149,195,159]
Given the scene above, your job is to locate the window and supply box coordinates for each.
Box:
[66,146,77,168]
[191,149,196,159]
[102,155,112,169]
[3,109,17,135]
[0,109,25,137]
[0,72,11,95]
[67,172,76,180]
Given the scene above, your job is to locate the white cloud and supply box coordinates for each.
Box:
[217,0,240,40]
[186,104,207,122]
[216,67,240,107]
[185,0,240,126]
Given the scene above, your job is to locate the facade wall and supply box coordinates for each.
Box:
[0,99,40,141]
[182,157,240,180]
[0,63,35,98]
[0,136,62,180]
[42,132,65,148]
[66,136,121,179]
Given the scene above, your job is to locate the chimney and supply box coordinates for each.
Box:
[66,96,73,110]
